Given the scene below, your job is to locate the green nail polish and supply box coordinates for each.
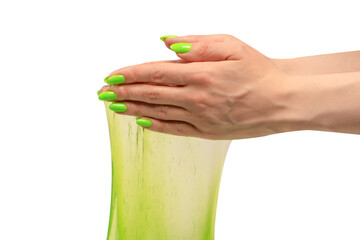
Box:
[97,90,101,96]
[135,116,140,120]
[109,102,127,112]
[104,76,109,83]
[170,43,191,53]
[160,35,178,41]
[136,119,152,127]
[107,75,125,85]
[98,91,117,101]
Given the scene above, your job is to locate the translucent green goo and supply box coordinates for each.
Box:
[104,102,231,240]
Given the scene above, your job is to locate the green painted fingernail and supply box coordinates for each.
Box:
[160,35,178,41]
[98,91,117,101]
[170,43,192,53]
[97,90,101,96]
[104,76,109,83]
[136,119,152,127]
[107,75,125,85]
[135,116,140,120]
[109,102,127,112]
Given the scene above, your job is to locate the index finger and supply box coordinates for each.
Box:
[107,61,189,86]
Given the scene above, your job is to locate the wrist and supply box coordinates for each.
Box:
[294,72,360,135]
[276,73,360,134]
[267,74,332,134]
[271,58,292,75]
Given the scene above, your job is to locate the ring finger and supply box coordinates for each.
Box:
[108,101,192,122]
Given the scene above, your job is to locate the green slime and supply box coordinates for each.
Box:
[105,102,231,240]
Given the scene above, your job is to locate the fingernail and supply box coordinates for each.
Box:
[97,90,101,96]
[170,43,192,53]
[136,118,152,127]
[104,76,109,83]
[98,91,117,101]
[160,35,178,41]
[107,75,125,85]
[135,116,140,120]
[109,102,127,112]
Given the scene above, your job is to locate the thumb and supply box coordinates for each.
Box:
[170,41,243,62]
[162,34,244,62]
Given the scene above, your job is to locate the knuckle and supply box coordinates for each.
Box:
[153,105,169,119]
[143,87,160,101]
[232,45,246,59]
[183,109,193,119]
[187,93,210,110]
[236,40,247,52]
[117,87,130,100]
[190,69,213,85]
[198,43,211,58]
[130,104,140,116]
[194,95,208,108]
[128,67,139,81]
[157,121,170,133]
[219,34,236,41]
[150,69,165,83]
[157,121,194,136]
[173,123,187,135]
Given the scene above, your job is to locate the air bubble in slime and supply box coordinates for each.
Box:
[104,102,231,240]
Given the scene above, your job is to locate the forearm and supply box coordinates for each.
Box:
[284,71,360,135]
[272,51,360,75]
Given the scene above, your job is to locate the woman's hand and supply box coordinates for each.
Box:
[98,34,297,140]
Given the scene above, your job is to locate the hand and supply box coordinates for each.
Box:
[99,34,294,140]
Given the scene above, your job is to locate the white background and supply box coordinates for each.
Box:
[0,0,359,239]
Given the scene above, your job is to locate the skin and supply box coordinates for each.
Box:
[99,34,360,140]
[273,51,360,75]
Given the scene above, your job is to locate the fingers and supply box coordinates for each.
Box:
[163,34,237,48]
[106,61,189,86]
[162,34,244,62]
[109,101,191,122]
[139,59,187,64]
[99,84,187,106]
[135,116,203,138]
